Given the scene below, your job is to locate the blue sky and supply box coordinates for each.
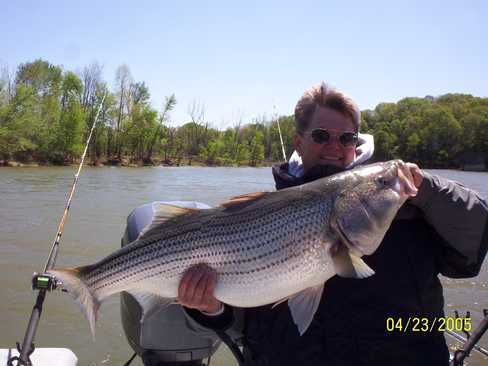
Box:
[2,0,487,128]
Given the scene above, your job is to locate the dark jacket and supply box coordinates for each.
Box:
[185,162,488,366]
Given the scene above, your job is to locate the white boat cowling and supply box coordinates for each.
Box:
[0,348,77,366]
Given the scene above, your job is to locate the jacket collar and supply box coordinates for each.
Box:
[272,163,346,190]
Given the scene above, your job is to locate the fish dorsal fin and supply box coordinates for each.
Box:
[288,284,324,335]
[221,192,269,210]
[137,203,198,240]
[127,290,176,322]
[331,242,375,279]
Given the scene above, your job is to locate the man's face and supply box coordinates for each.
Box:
[294,107,357,173]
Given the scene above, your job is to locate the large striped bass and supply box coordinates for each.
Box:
[49,160,417,337]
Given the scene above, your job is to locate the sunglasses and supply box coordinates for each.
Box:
[305,128,358,147]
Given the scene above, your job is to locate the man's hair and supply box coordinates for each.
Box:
[294,82,360,134]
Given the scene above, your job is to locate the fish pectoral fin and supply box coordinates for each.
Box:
[288,284,324,336]
[332,244,375,279]
[272,291,301,309]
[138,203,199,240]
[350,254,375,278]
[127,291,176,322]
[271,298,287,309]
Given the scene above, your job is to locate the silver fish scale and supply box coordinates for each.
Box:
[214,197,333,306]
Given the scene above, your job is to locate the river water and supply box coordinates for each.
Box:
[0,166,487,365]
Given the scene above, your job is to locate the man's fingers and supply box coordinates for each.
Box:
[205,270,218,297]
[192,268,212,304]
[177,263,222,313]
[178,268,192,301]
[201,271,222,313]
[405,162,424,188]
[179,265,205,305]
[397,162,418,197]
[400,161,415,184]
[177,264,221,313]
[202,270,218,307]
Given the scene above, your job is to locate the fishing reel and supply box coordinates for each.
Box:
[31,272,62,292]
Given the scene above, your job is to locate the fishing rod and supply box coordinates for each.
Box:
[274,105,287,162]
[449,310,488,366]
[447,329,488,357]
[8,94,106,366]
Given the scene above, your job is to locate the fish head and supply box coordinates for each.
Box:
[331,160,418,256]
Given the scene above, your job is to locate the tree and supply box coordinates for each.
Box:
[145,94,176,162]
[0,84,41,161]
[417,106,461,167]
[0,64,14,107]
[81,62,103,111]
[246,126,265,166]
[186,100,210,157]
[114,64,133,159]
[125,102,158,162]
[51,72,85,163]
[18,60,64,160]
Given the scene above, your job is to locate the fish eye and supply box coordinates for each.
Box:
[377,177,388,188]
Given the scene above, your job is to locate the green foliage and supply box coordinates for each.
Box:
[201,139,225,165]
[0,84,42,160]
[61,72,83,106]
[365,95,482,168]
[124,103,158,161]
[2,60,488,168]
[55,99,84,162]
[16,59,63,97]
[50,72,85,162]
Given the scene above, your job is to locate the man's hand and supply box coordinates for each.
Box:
[405,162,424,188]
[396,161,424,197]
[178,263,222,314]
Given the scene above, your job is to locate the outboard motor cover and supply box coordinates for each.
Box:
[120,201,221,365]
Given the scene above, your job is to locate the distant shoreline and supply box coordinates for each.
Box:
[2,159,487,172]
[0,158,282,169]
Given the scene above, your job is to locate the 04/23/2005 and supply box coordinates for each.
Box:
[385,317,471,333]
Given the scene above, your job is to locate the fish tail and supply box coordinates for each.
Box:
[48,266,100,340]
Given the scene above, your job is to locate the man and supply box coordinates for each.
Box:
[179,83,488,366]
